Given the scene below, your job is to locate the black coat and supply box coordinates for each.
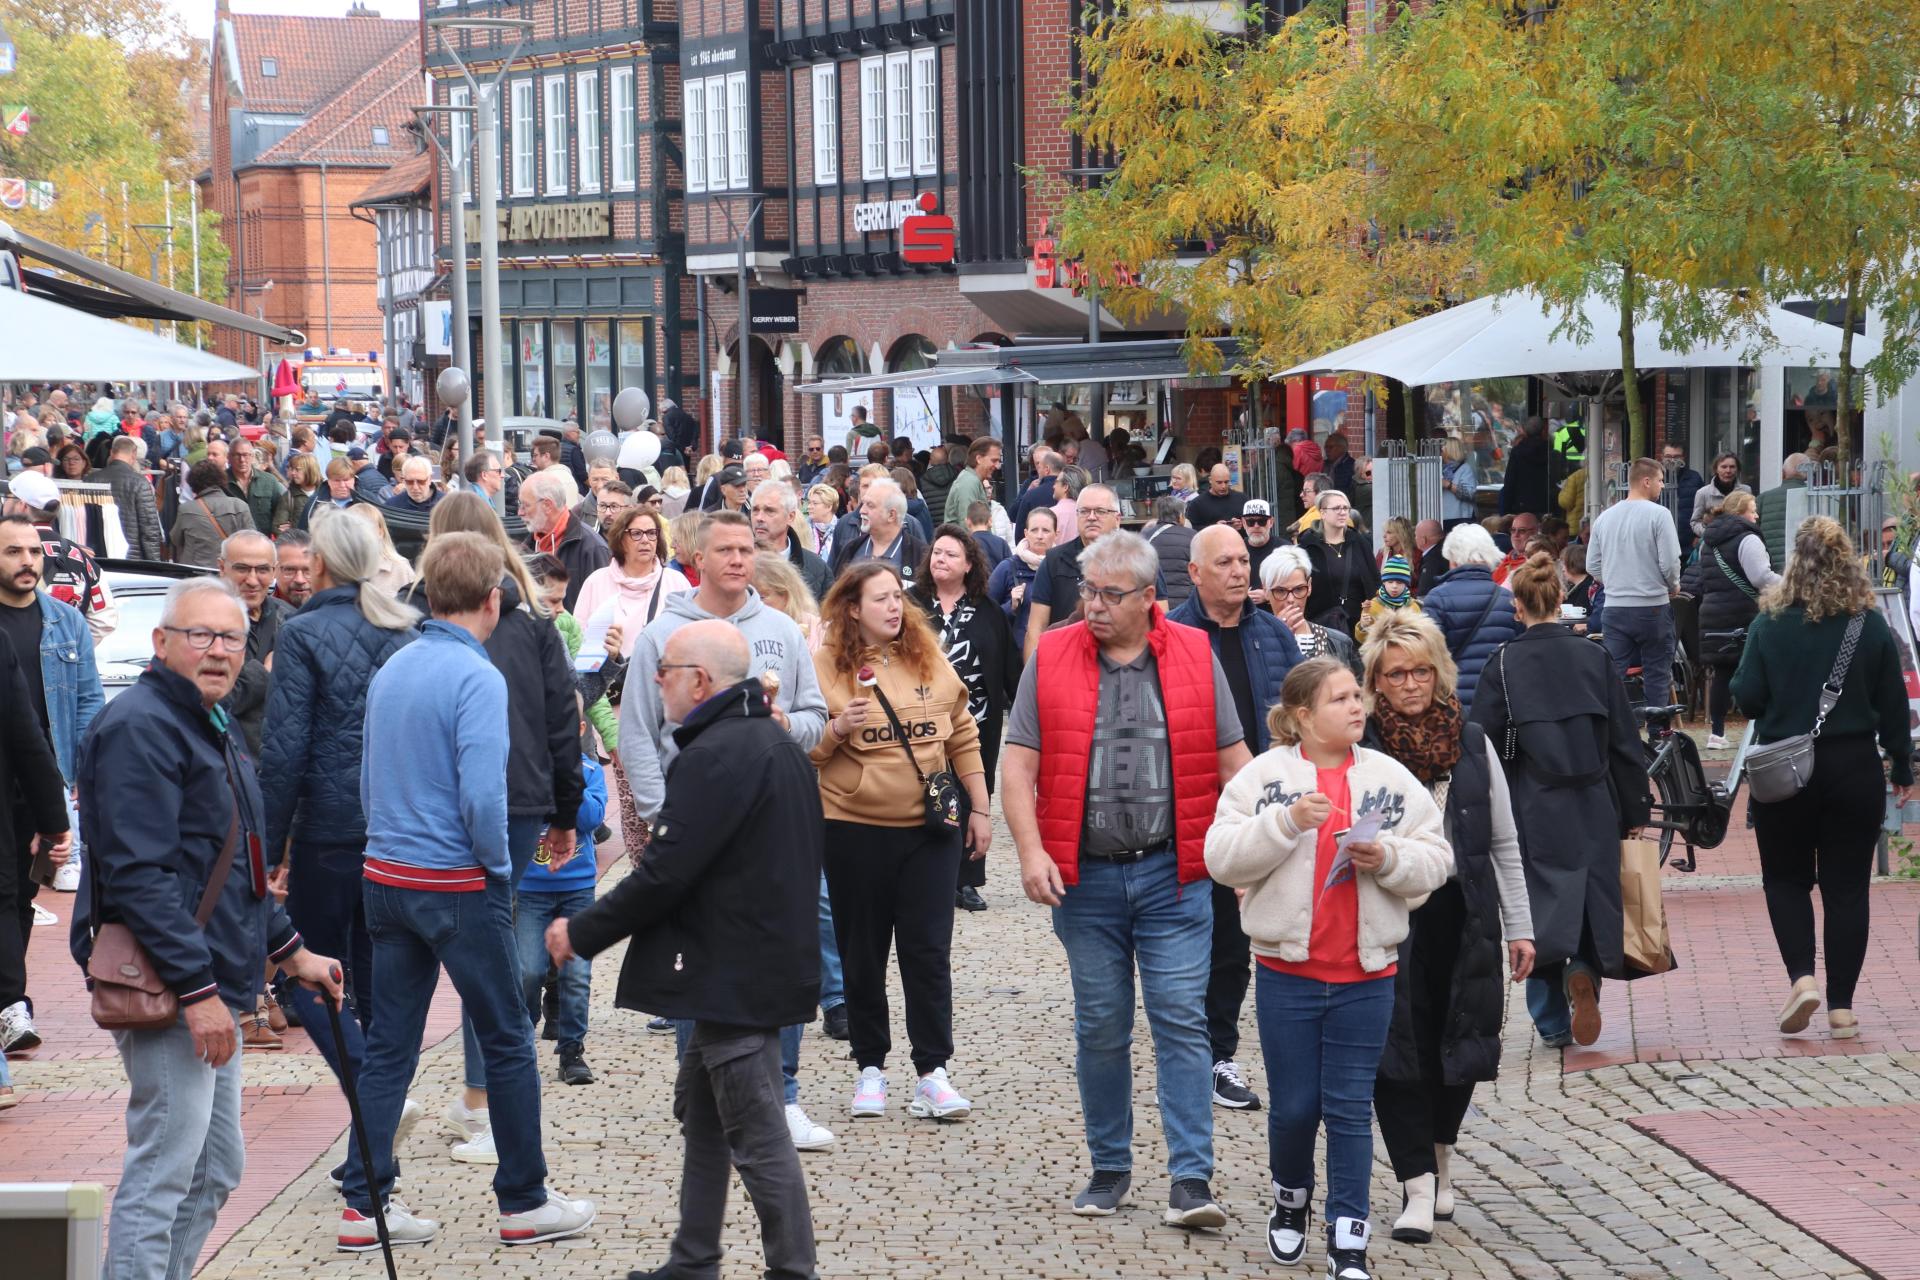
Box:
[662,404,701,457]
[477,577,585,828]
[1695,514,1765,663]
[1416,543,1448,597]
[783,526,831,601]
[1498,433,1556,518]
[1469,624,1651,978]
[223,595,288,759]
[826,522,928,588]
[1301,529,1378,634]
[568,680,823,1027]
[0,630,69,860]
[545,514,613,614]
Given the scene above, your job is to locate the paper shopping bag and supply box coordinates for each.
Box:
[1619,838,1675,976]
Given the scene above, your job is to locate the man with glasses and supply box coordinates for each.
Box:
[464,448,506,504]
[1493,510,1542,584]
[273,530,315,609]
[590,481,634,539]
[1240,499,1280,600]
[1659,442,1705,558]
[1023,483,1143,661]
[383,455,444,516]
[797,436,829,485]
[1001,530,1249,1226]
[519,467,610,613]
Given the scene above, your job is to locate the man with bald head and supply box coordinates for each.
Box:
[1184,464,1248,532]
[1414,518,1447,596]
[217,529,286,762]
[553,617,824,1280]
[1024,482,1137,660]
[1167,523,1303,1110]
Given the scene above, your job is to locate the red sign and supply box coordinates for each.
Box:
[1030,235,1138,293]
[900,192,955,265]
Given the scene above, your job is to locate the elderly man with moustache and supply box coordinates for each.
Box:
[825,476,927,585]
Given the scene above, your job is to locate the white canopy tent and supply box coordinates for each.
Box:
[0,286,260,383]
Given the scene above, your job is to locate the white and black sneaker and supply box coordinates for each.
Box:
[1212,1059,1261,1110]
[1267,1183,1311,1264]
[1327,1216,1373,1279]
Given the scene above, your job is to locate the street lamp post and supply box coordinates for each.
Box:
[429,16,530,455]
[413,105,478,466]
[716,195,764,452]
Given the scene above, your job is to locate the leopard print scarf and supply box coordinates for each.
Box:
[1370,696,1464,784]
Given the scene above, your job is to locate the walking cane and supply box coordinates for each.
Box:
[323,970,399,1280]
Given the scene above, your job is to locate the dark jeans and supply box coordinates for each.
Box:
[1205,881,1251,1063]
[957,719,1002,891]
[515,887,593,1052]
[666,1022,817,1280]
[461,814,546,1090]
[823,820,960,1076]
[1602,603,1676,710]
[1374,880,1477,1181]
[344,877,547,1216]
[1753,733,1884,1009]
[0,839,37,1011]
[1707,664,1734,736]
[280,841,373,1084]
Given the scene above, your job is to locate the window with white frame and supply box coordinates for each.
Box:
[885,52,910,177]
[577,69,602,192]
[860,57,885,181]
[684,79,708,194]
[510,78,535,196]
[610,66,636,190]
[726,72,748,191]
[811,64,837,185]
[543,77,568,195]
[911,47,937,175]
[450,83,472,203]
[704,74,728,191]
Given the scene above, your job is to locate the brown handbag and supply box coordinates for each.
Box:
[88,805,240,1031]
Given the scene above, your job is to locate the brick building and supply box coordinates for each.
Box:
[203,3,419,377]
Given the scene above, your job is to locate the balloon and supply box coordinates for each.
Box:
[436,366,471,409]
[617,430,661,473]
[583,429,619,463]
[612,386,651,432]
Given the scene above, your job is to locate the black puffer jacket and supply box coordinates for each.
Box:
[1695,514,1766,663]
[1143,522,1195,606]
[484,575,585,829]
[259,585,418,855]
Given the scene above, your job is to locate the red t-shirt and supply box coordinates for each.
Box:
[1260,757,1392,985]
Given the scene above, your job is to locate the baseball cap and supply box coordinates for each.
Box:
[6,470,61,511]
[346,446,369,462]
[717,464,748,487]
[1243,499,1271,518]
[20,446,53,467]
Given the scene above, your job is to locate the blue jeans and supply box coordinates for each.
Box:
[514,887,593,1050]
[461,815,547,1090]
[1049,849,1214,1183]
[279,841,373,1087]
[818,872,843,1013]
[1601,603,1675,709]
[1526,958,1601,1041]
[105,1010,245,1280]
[346,878,547,1215]
[675,1018,803,1107]
[1255,968,1394,1225]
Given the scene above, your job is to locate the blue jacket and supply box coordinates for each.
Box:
[362,619,511,877]
[1167,595,1305,752]
[33,591,103,783]
[259,584,418,856]
[73,662,302,1011]
[1421,565,1522,712]
[987,554,1041,642]
[520,754,606,894]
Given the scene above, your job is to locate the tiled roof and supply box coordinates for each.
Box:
[230,11,413,115]
[351,147,436,207]
[254,41,420,167]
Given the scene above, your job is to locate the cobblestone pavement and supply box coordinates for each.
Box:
[7,811,1920,1279]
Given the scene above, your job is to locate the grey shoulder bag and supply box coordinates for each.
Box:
[1744,613,1863,804]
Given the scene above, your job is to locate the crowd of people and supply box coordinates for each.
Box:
[0,388,1911,1280]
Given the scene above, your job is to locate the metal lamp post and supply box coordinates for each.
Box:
[412,105,478,465]
[716,195,764,451]
[428,16,530,455]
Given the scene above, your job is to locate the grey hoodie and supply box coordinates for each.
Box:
[618,585,827,820]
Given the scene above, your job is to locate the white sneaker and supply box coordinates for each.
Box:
[0,1001,40,1054]
[785,1103,836,1151]
[907,1067,972,1120]
[51,860,81,893]
[396,1097,425,1142]
[1704,733,1730,750]
[450,1127,498,1164]
[499,1189,596,1245]
[442,1098,489,1142]
[850,1066,887,1117]
[337,1198,438,1251]
[30,902,55,926]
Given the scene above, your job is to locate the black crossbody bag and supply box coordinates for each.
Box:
[870,684,966,833]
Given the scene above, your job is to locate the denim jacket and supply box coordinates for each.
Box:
[36,591,103,783]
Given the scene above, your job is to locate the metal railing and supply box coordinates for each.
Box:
[1791,459,1885,571]
[1375,440,1443,540]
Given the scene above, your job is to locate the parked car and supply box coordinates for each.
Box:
[94,559,215,699]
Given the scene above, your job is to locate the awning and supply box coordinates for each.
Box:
[795,365,1039,395]
[796,336,1242,394]
[0,223,305,346]
[0,285,262,382]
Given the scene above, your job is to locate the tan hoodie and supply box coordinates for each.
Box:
[810,643,983,827]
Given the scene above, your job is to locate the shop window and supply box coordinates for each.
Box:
[578,69,602,194]
[618,321,647,401]
[685,80,708,194]
[611,66,636,191]
[520,321,547,417]
[553,321,580,421]
[812,64,838,186]
[544,76,568,196]
[585,321,612,431]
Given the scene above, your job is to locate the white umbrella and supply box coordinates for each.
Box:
[1278,289,1880,384]
[0,286,260,382]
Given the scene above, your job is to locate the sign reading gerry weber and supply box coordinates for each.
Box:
[748,288,802,334]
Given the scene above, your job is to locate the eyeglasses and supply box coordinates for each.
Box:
[164,625,247,653]
[225,562,274,578]
[1078,581,1150,607]
[655,662,709,678]
[1243,517,1271,527]
[1379,665,1437,687]
[1272,583,1311,600]
[1078,505,1120,519]
[626,526,659,540]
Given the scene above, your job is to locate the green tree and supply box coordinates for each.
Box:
[1054,2,1471,423]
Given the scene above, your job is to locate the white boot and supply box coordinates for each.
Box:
[1391,1173,1435,1243]
[1434,1144,1456,1220]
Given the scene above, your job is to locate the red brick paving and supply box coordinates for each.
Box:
[1562,882,1920,1071]
[1633,1104,1920,1280]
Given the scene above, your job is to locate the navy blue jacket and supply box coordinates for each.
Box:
[260,585,419,857]
[1167,595,1305,752]
[1421,565,1522,713]
[74,662,302,1010]
[988,553,1041,640]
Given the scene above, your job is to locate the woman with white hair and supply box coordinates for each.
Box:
[1417,523,1522,713]
[1261,544,1361,677]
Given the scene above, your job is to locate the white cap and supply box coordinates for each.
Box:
[6,469,60,511]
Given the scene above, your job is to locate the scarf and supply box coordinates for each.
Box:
[1375,584,1412,610]
[1014,540,1047,571]
[1370,697,1463,784]
[1712,474,1737,497]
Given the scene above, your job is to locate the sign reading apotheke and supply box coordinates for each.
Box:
[464,201,613,244]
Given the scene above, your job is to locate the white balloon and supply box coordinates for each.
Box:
[612,386,652,432]
[617,431,661,472]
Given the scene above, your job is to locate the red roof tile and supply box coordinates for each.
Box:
[230,11,413,116]
[351,147,436,207]
[255,41,420,167]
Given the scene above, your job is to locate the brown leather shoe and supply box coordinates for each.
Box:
[242,1013,283,1052]
[262,992,288,1033]
[1566,968,1602,1046]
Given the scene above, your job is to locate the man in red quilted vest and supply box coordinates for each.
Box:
[1000,530,1253,1228]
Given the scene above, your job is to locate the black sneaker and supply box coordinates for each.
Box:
[541,978,560,1041]
[1267,1186,1310,1263]
[558,1047,595,1085]
[645,1016,674,1034]
[1212,1060,1262,1110]
[1071,1169,1131,1216]
[594,823,614,845]
[822,1004,850,1041]
[956,885,988,912]
[1164,1178,1226,1229]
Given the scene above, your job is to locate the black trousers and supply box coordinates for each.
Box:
[667,1022,818,1280]
[1707,664,1735,736]
[1205,881,1251,1062]
[1752,733,1885,1009]
[1374,880,1478,1182]
[824,819,961,1076]
[957,718,1002,891]
[0,838,39,1012]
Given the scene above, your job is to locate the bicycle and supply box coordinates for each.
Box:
[1632,703,1734,872]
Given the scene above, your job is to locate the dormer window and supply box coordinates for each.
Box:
[261,57,278,77]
